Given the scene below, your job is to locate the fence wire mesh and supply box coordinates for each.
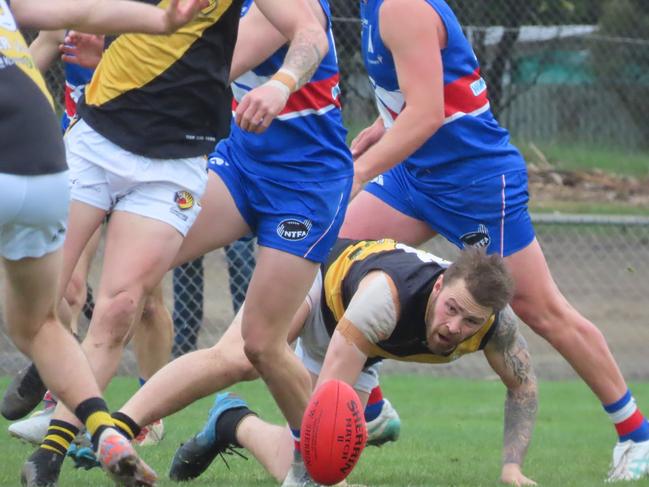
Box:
[7,1,648,380]
[1,216,648,380]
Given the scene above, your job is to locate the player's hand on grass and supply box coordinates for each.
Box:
[60,32,104,69]
[500,463,537,486]
[350,117,386,160]
[162,0,210,34]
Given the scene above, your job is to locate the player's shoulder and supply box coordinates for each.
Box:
[485,305,521,352]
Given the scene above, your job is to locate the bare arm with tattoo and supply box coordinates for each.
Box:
[483,305,539,486]
[233,0,328,134]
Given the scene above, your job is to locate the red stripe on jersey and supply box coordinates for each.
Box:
[444,68,488,118]
[233,75,341,115]
[615,409,646,437]
[64,85,76,118]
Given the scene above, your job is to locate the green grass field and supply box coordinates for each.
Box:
[2,376,649,486]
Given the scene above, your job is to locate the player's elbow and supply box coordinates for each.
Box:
[406,104,444,142]
[425,108,444,135]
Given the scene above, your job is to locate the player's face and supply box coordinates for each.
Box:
[424,277,493,354]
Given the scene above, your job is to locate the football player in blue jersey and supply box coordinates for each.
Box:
[20,1,335,486]
[339,0,649,481]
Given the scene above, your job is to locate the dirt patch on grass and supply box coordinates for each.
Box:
[528,165,649,207]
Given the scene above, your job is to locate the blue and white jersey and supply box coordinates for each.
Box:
[227,0,353,182]
[62,59,94,132]
[360,0,525,183]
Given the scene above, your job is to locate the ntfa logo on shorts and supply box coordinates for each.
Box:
[174,191,194,210]
[460,224,491,248]
[277,218,313,241]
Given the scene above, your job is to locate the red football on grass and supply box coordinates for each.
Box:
[301,380,367,485]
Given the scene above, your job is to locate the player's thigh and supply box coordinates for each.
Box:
[64,225,102,304]
[241,247,319,344]
[64,121,114,287]
[504,238,568,322]
[3,249,62,336]
[100,211,184,298]
[0,171,69,261]
[173,169,251,267]
[207,309,259,377]
[72,225,102,281]
[413,169,535,256]
[0,171,69,333]
[341,169,436,245]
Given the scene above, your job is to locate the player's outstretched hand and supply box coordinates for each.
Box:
[501,463,537,486]
[60,32,104,69]
[163,0,210,33]
[350,117,386,160]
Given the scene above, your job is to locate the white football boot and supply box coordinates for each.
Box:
[607,440,649,482]
[8,405,54,445]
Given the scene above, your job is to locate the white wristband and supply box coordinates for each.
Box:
[264,79,291,100]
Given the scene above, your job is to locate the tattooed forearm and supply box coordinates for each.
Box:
[504,334,534,386]
[485,305,539,466]
[281,27,325,87]
[503,384,538,466]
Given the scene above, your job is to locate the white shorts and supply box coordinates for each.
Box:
[295,271,382,394]
[65,119,207,236]
[0,171,69,260]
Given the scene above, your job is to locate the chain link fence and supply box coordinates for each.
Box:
[1,215,648,380]
[331,0,649,150]
[8,1,648,380]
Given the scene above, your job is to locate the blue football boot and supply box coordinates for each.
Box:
[169,392,249,481]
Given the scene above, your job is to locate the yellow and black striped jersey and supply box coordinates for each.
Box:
[78,0,243,159]
[321,239,500,365]
[0,0,66,175]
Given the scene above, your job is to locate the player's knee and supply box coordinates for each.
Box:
[90,291,141,345]
[9,314,58,356]
[242,337,279,370]
[64,272,87,310]
[234,354,259,382]
[140,293,164,324]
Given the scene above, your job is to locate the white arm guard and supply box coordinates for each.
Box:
[342,273,398,344]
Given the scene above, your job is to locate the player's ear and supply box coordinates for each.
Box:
[432,274,444,295]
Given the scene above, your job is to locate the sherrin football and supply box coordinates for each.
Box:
[301,380,367,485]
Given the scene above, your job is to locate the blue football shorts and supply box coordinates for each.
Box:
[365,163,535,257]
[208,141,352,264]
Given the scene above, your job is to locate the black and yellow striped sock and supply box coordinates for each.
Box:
[74,397,114,449]
[41,419,79,456]
[111,411,141,440]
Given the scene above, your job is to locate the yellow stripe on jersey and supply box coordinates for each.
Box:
[86,0,233,106]
[324,239,400,322]
[0,0,53,106]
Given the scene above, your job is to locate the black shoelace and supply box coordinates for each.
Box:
[217,446,248,470]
